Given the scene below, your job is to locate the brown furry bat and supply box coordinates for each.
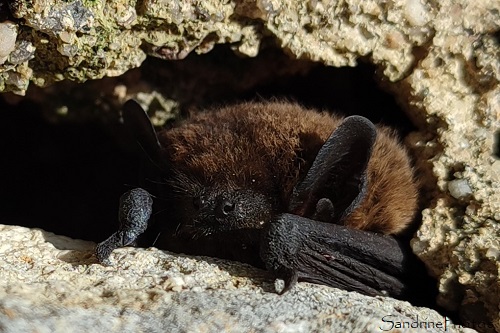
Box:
[96,100,430,302]
[160,102,417,234]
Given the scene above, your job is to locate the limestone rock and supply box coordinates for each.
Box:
[0,224,473,333]
[0,0,499,331]
[0,0,494,94]
[394,3,500,330]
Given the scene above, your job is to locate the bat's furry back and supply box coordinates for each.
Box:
[158,101,418,236]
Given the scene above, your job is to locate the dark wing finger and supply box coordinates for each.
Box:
[289,116,376,223]
[261,213,416,299]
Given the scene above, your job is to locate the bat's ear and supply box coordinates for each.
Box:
[122,99,162,161]
[289,115,376,223]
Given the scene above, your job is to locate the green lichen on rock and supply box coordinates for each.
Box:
[1,0,264,94]
[2,0,145,93]
[0,0,474,94]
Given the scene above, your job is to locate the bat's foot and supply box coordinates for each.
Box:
[95,188,154,265]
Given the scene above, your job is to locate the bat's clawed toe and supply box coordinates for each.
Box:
[276,270,299,295]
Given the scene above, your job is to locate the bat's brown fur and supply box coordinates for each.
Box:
[158,101,418,235]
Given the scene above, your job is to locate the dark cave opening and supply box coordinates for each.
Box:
[0,102,140,241]
[0,46,414,242]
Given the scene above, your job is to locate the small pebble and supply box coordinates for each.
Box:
[448,179,472,199]
[0,21,17,64]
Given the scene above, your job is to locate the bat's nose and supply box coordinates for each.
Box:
[215,199,236,218]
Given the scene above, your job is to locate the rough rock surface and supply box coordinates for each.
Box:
[394,3,500,332]
[0,224,474,333]
[0,0,499,332]
[1,0,495,94]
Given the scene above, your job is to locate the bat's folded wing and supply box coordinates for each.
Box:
[260,213,417,299]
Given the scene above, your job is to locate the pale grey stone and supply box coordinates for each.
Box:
[448,179,473,199]
[0,225,473,333]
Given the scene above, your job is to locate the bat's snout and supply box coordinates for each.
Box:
[195,189,273,231]
[214,199,236,218]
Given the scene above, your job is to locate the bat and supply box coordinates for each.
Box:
[96,100,433,303]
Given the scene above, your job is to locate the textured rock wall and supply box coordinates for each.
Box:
[3,0,494,94]
[0,0,499,332]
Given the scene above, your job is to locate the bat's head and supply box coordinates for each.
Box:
[155,107,289,239]
[123,100,290,239]
[164,171,275,237]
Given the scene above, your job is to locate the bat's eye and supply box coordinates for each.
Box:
[192,197,203,210]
